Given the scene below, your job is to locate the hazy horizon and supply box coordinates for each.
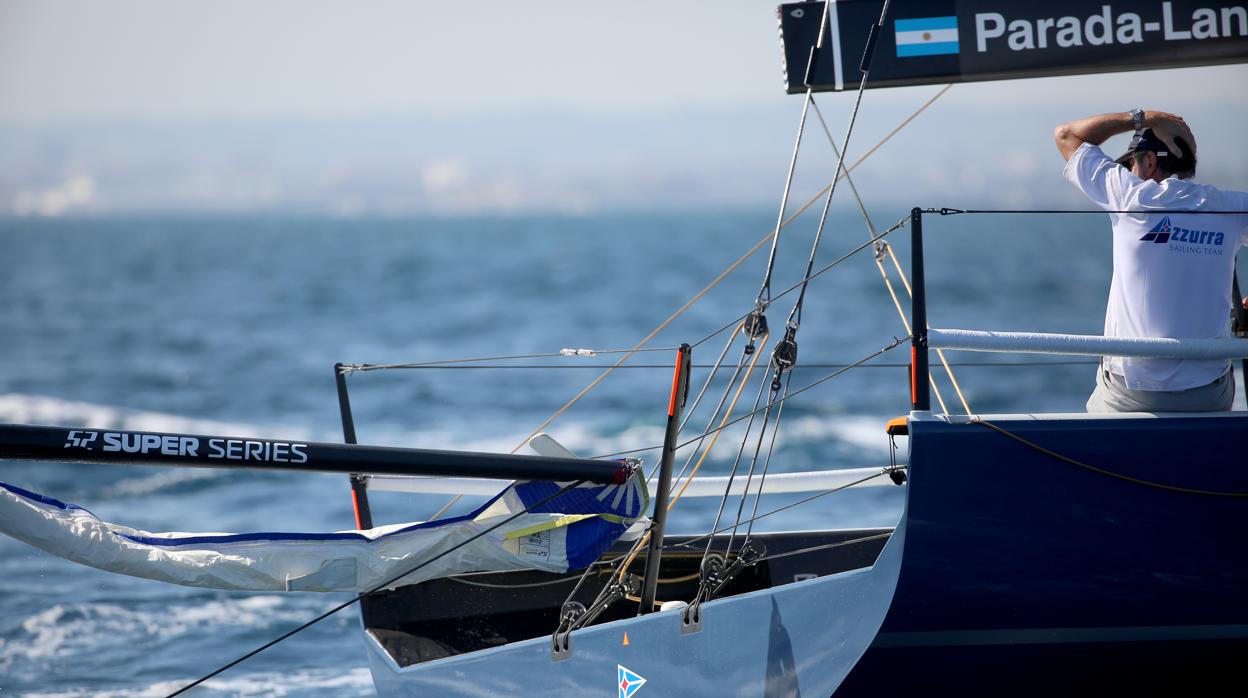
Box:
[3,1,1246,217]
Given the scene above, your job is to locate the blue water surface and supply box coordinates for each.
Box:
[0,210,1143,695]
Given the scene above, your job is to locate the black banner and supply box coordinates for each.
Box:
[778,0,1248,92]
[0,423,626,484]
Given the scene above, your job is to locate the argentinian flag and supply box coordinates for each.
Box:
[895,16,959,57]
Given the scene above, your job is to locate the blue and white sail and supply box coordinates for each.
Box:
[0,473,647,592]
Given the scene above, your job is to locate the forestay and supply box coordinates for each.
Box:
[0,473,647,593]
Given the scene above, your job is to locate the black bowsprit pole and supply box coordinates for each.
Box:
[0,423,629,484]
[639,343,692,614]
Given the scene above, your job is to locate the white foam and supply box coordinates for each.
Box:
[2,596,311,663]
[104,468,224,498]
[16,667,375,698]
[784,414,901,455]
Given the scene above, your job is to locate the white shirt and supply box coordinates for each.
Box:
[1063,142,1248,391]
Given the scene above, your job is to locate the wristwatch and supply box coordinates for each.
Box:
[1130,108,1145,131]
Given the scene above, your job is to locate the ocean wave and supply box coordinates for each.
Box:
[1,595,313,664]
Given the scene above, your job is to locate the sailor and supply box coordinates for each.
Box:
[1054,109,1248,412]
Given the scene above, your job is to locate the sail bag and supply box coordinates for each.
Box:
[0,473,647,592]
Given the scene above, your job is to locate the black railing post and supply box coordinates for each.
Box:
[639,343,692,614]
[910,208,931,412]
[335,363,374,529]
[1232,269,1248,384]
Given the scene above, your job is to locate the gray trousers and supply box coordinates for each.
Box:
[1086,367,1235,413]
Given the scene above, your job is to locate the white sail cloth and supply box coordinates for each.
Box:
[0,474,647,593]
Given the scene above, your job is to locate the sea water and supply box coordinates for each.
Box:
[1,211,1241,695]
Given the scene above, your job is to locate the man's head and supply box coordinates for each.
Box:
[1116,127,1197,182]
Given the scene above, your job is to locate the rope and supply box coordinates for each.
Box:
[507,234,774,455]
[592,337,909,460]
[756,531,892,563]
[694,216,909,348]
[613,335,771,583]
[661,469,892,553]
[679,338,909,451]
[167,480,586,697]
[745,371,793,540]
[667,333,755,486]
[418,83,948,521]
[970,418,1248,497]
[784,0,893,329]
[808,97,965,415]
[503,83,958,455]
[702,361,774,559]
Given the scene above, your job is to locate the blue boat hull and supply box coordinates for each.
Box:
[839,413,1248,694]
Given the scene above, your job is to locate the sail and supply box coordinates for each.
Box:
[0,473,648,593]
[779,0,1248,93]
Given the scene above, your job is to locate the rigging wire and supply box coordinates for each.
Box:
[700,361,775,561]
[807,96,962,415]
[491,82,955,468]
[753,0,828,310]
[743,371,794,542]
[593,337,907,460]
[166,480,586,697]
[665,330,758,486]
[613,335,771,584]
[416,39,945,523]
[660,469,892,553]
[782,0,894,331]
[678,336,906,451]
[694,215,909,349]
[755,531,893,564]
[340,347,676,373]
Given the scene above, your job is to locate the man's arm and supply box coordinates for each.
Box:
[1053,110,1193,161]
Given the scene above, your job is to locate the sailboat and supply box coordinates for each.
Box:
[3,1,1248,695]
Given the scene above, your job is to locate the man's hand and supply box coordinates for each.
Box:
[1145,111,1196,161]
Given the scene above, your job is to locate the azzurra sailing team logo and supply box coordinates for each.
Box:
[617,665,646,698]
[1139,216,1226,250]
[1139,216,1173,243]
[895,16,960,57]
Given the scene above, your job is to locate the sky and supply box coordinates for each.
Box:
[1,0,1245,215]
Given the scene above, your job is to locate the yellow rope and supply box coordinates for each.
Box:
[972,418,1248,497]
[883,243,972,414]
[808,85,967,416]
[872,255,950,415]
